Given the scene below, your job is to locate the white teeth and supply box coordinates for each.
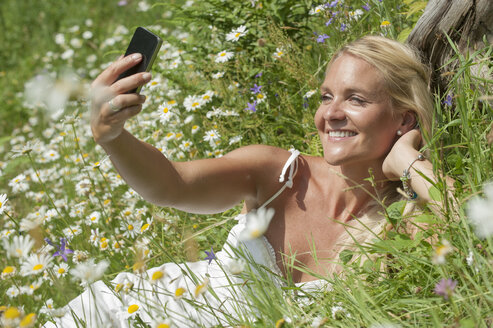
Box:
[329,130,357,138]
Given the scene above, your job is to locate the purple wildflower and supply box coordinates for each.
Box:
[362,3,370,11]
[255,72,263,78]
[303,97,309,109]
[245,101,257,112]
[326,0,339,8]
[45,237,74,262]
[118,0,128,6]
[204,247,216,265]
[434,278,458,300]
[250,83,262,94]
[340,23,347,32]
[443,94,453,106]
[325,18,334,26]
[316,33,330,43]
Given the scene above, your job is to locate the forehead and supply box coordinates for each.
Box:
[320,53,387,95]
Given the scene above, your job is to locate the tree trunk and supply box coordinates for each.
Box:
[407,0,493,95]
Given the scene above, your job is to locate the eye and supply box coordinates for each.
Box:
[320,94,332,104]
[349,96,367,106]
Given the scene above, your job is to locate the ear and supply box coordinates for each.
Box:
[398,111,417,133]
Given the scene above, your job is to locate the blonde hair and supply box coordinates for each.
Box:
[328,35,434,138]
[325,36,433,275]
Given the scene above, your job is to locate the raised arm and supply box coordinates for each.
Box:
[383,129,455,205]
[90,54,288,214]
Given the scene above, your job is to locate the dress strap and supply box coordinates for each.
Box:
[259,148,300,209]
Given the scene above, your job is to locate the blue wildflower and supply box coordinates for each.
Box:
[204,247,216,265]
[245,101,257,112]
[362,3,370,11]
[250,83,262,94]
[316,33,330,43]
[45,237,73,262]
[340,23,347,32]
[443,94,453,106]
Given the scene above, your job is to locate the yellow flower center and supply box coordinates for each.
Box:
[192,102,200,107]
[33,264,44,271]
[256,93,264,99]
[104,199,111,205]
[235,32,241,38]
[141,223,150,232]
[175,287,185,297]
[127,304,139,314]
[151,81,158,85]
[162,107,169,113]
[157,324,170,328]
[220,52,226,57]
[58,268,65,274]
[251,229,262,238]
[3,266,15,274]
[381,20,391,26]
[203,95,210,100]
[152,270,164,281]
[20,313,36,327]
[168,100,176,105]
[192,125,198,130]
[114,241,121,249]
[101,241,108,249]
[128,225,134,231]
[5,307,21,319]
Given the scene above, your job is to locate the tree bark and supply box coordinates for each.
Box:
[407,0,493,95]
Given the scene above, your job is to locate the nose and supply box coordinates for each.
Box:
[321,98,346,122]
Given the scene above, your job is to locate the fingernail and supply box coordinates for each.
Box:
[142,72,151,81]
[140,95,146,101]
[131,53,142,60]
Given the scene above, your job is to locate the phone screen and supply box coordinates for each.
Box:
[117,27,163,93]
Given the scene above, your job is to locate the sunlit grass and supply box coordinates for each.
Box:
[0,0,492,327]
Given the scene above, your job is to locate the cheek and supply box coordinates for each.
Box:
[314,106,325,131]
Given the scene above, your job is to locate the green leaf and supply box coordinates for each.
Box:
[339,249,353,264]
[413,213,438,224]
[428,186,443,202]
[397,27,412,42]
[386,200,407,225]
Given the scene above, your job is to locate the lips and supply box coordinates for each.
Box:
[328,130,357,138]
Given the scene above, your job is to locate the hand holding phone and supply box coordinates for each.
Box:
[116,27,163,93]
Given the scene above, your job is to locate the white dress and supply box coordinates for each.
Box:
[43,149,328,328]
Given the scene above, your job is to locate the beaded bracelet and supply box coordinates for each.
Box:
[400,153,425,199]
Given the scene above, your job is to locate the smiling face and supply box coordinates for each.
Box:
[314,53,403,168]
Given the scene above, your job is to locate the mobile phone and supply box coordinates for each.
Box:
[116,27,163,93]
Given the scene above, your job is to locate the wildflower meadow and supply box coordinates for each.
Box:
[0,0,492,327]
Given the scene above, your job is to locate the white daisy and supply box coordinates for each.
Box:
[272,47,285,60]
[203,129,220,143]
[183,95,204,112]
[225,25,248,42]
[215,50,234,63]
[239,207,275,241]
[467,182,493,239]
[86,211,101,225]
[20,253,53,276]
[3,234,35,259]
[53,262,70,278]
[0,194,8,214]
[70,259,109,286]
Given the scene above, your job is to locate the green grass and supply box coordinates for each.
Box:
[0,0,492,327]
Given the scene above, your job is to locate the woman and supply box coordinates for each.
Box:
[45,36,440,327]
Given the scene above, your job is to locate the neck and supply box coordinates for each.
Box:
[324,160,390,222]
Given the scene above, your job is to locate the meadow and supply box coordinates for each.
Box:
[0,0,492,327]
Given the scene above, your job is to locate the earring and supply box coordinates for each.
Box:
[397,130,402,136]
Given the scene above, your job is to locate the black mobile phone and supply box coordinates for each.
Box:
[117,27,163,93]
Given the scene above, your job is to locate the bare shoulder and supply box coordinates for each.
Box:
[224,145,295,207]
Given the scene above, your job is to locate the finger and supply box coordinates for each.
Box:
[107,94,147,111]
[93,53,143,86]
[110,72,152,95]
[112,104,143,121]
